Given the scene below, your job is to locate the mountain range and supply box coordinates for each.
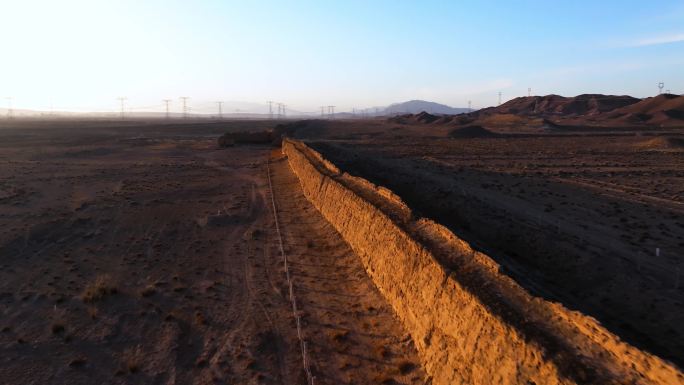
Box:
[384,100,470,115]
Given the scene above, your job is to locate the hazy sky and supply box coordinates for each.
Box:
[2,0,683,113]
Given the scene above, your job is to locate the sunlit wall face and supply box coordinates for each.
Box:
[1,0,683,113]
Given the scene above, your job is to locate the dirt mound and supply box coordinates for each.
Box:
[443,114,475,125]
[414,111,440,123]
[636,136,684,150]
[388,111,441,125]
[448,125,496,138]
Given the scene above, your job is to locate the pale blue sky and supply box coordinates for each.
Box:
[1,0,683,113]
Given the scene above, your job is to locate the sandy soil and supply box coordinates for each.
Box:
[0,120,425,384]
[305,126,684,368]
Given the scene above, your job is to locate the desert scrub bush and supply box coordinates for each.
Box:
[328,329,349,343]
[50,307,67,335]
[139,284,156,297]
[194,310,206,326]
[81,275,117,303]
[374,345,391,359]
[51,322,65,334]
[121,346,144,374]
[397,360,416,375]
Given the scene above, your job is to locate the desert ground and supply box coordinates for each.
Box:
[0,120,425,385]
[1,105,683,384]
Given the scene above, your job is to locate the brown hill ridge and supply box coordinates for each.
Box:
[605,94,684,125]
[390,94,684,129]
[487,94,641,117]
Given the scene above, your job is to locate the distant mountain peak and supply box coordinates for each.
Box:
[385,100,469,115]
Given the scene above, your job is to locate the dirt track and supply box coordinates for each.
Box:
[0,121,425,384]
[270,152,425,384]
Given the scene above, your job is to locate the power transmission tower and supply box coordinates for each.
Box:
[468,100,472,112]
[658,82,664,95]
[327,106,335,119]
[117,97,127,120]
[320,106,325,118]
[162,99,172,119]
[528,87,531,97]
[281,104,286,118]
[276,103,282,119]
[375,107,379,116]
[267,101,274,119]
[216,101,224,119]
[498,92,502,106]
[5,97,13,120]
[352,108,356,118]
[179,97,190,119]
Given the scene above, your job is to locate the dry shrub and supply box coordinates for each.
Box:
[51,307,67,335]
[194,311,206,326]
[328,329,349,343]
[87,306,99,319]
[68,357,87,368]
[51,323,65,334]
[121,346,144,374]
[397,360,416,375]
[139,284,156,297]
[81,275,118,303]
[374,345,391,359]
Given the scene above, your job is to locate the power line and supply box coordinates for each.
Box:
[276,102,284,119]
[5,97,13,120]
[179,96,190,119]
[216,101,224,119]
[267,101,274,119]
[162,99,172,119]
[116,97,127,120]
